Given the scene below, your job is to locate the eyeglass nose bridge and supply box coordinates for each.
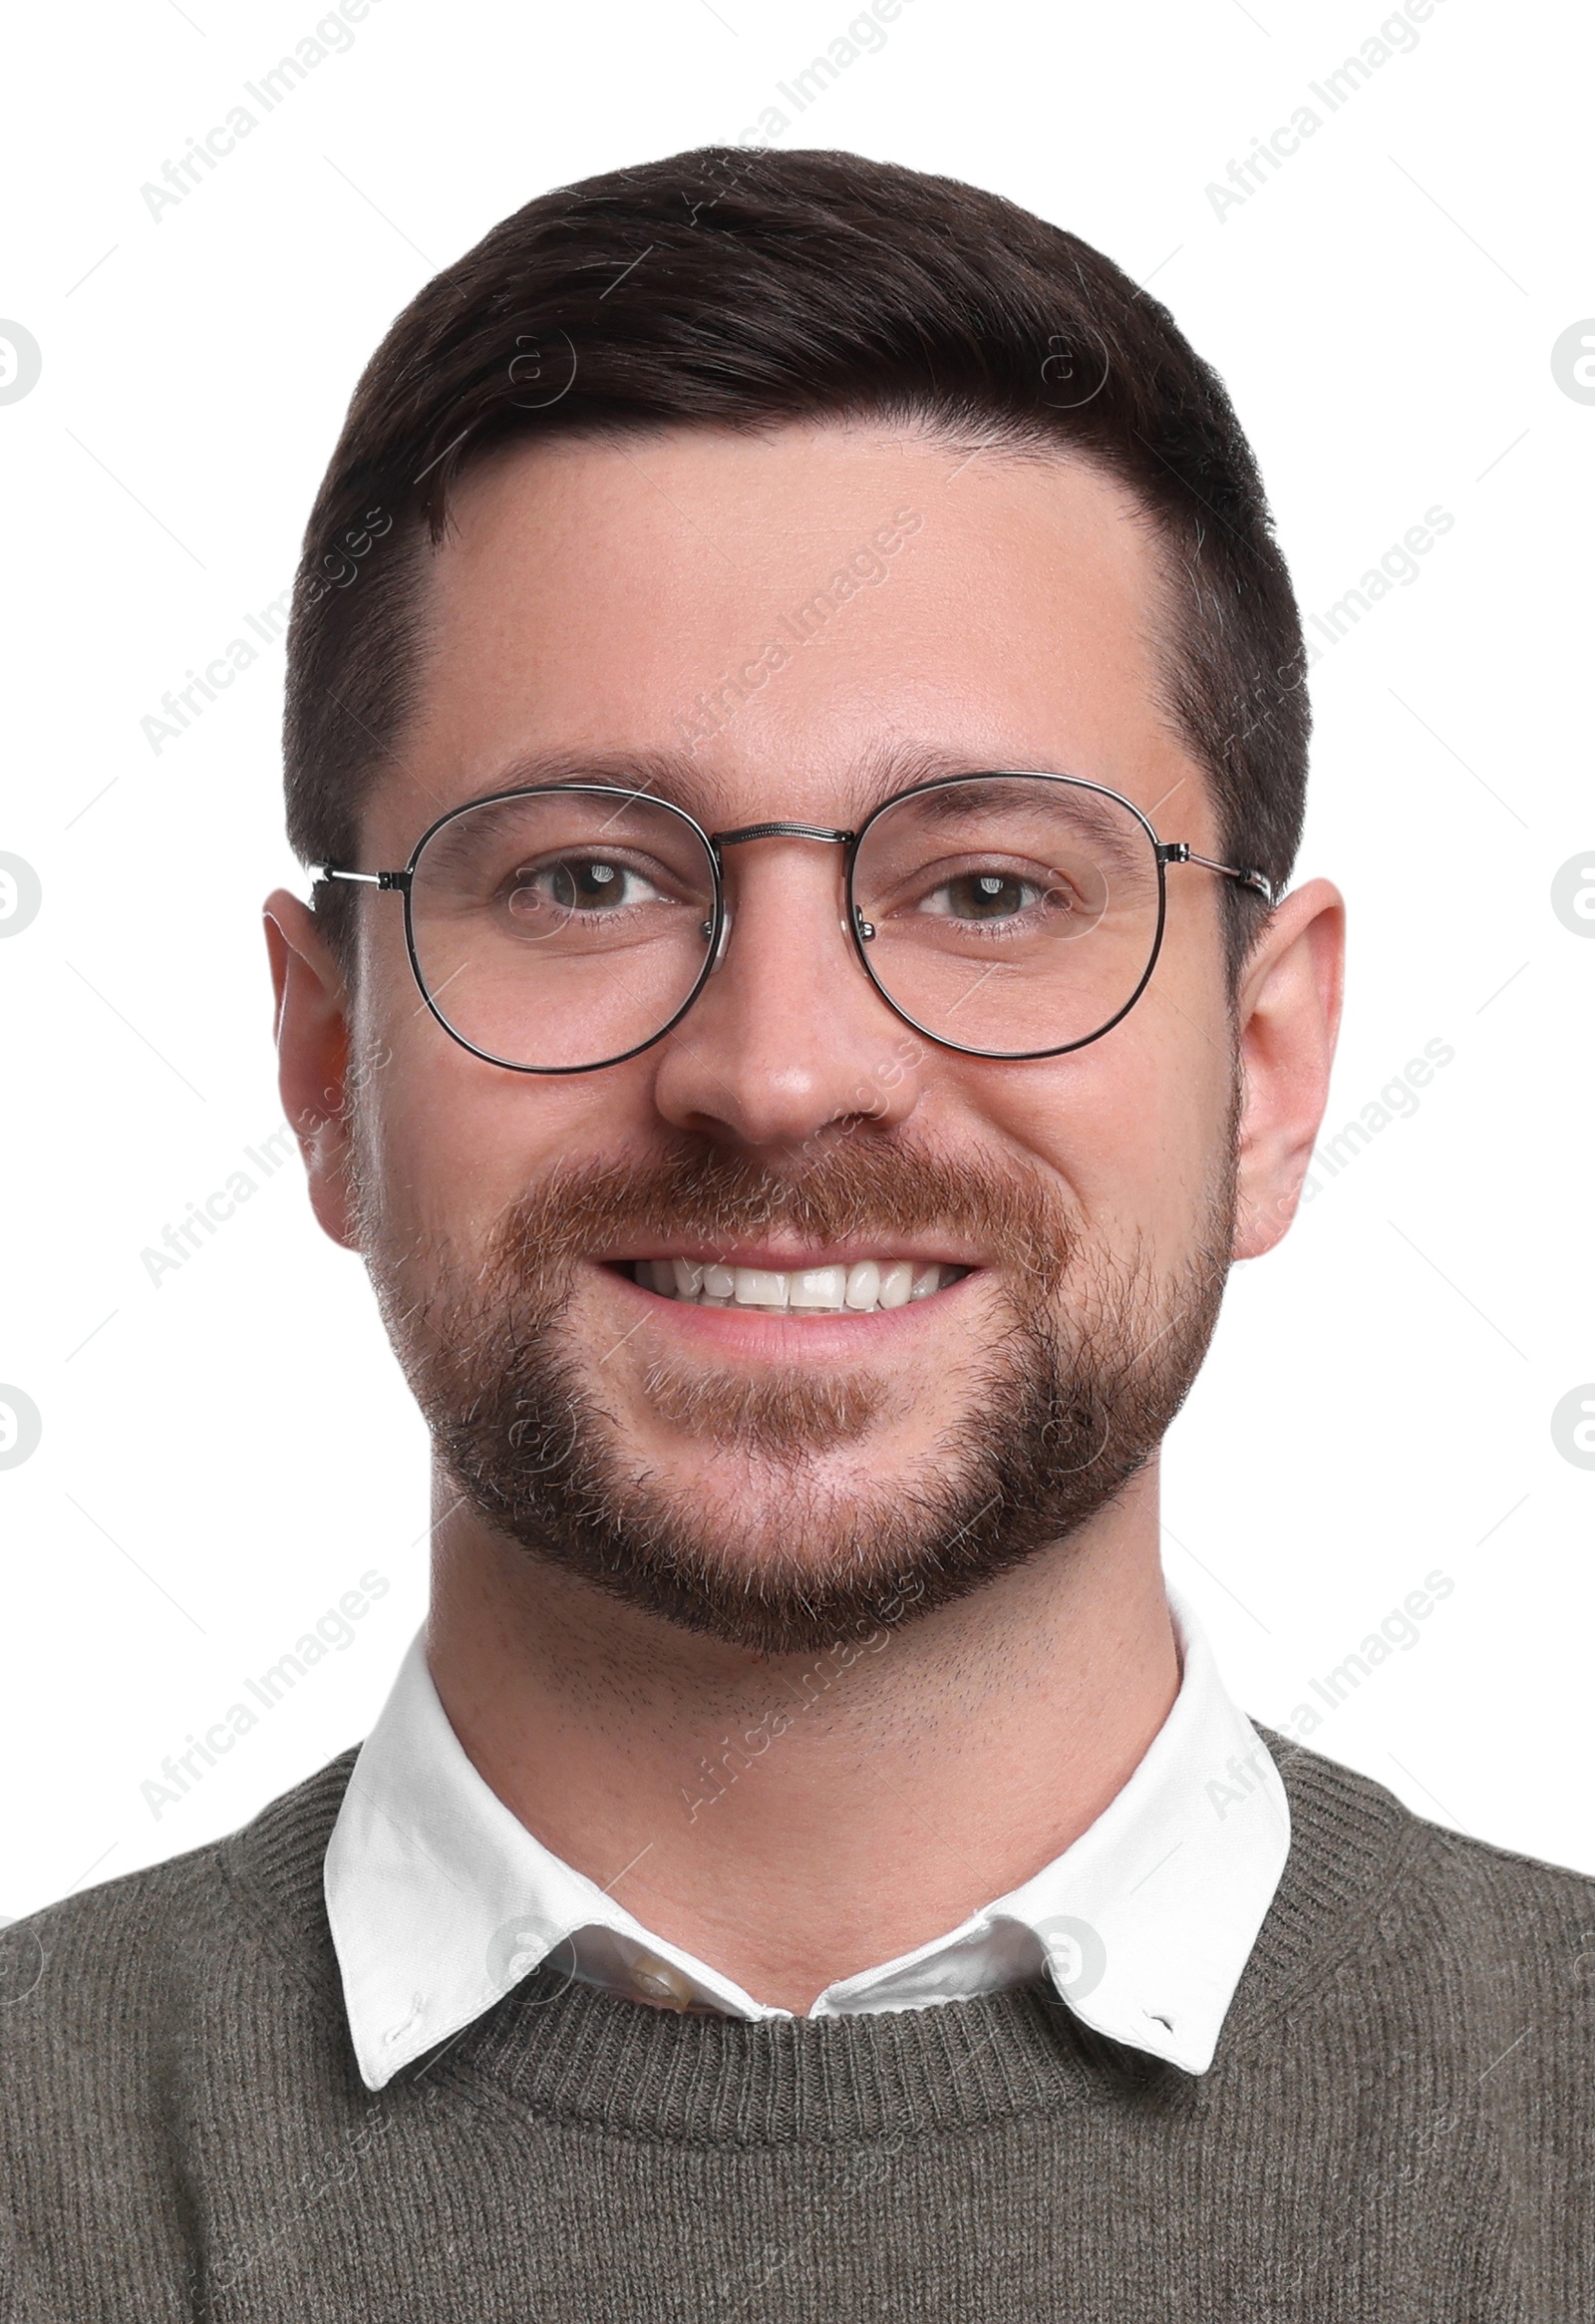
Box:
[710,820,855,848]
[700,820,866,962]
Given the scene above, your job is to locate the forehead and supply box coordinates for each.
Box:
[380,422,1208,848]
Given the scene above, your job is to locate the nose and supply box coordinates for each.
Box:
[648,839,925,1153]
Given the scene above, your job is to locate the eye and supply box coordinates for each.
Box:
[920,869,1050,921]
[506,855,660,916]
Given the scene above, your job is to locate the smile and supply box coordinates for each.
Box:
[620,1258,972,1316]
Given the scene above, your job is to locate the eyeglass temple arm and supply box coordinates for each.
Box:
[315,866,412,891]
[1156,843,1276,906]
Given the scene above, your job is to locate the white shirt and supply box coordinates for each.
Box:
[325,1586,1290,2091]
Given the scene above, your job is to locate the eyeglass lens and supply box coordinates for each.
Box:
[852,776,1159,1057]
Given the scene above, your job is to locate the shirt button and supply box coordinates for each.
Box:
[628,1953,695,2012]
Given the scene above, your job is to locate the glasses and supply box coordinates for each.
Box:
[317,773,1274,1075]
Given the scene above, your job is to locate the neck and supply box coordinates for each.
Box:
[425,1472,1179,2012]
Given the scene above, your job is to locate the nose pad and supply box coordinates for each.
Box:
[702,904,733,972]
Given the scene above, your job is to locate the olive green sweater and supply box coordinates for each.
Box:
[3,1731,1591,2321]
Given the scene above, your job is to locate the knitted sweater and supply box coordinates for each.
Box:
[2,1731,1591,2321]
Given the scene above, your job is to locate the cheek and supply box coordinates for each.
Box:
[961,1034,1227,1250]
[360,1005,662,1249]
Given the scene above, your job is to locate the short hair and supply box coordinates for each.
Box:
[284,145,1309,978]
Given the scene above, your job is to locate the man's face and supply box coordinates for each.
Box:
[309,425,1259,1651]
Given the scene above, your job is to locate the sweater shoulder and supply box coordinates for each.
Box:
[1260,1722,1595,1907]
[1246,1724,1595,2036]
[0,1745,359,2059]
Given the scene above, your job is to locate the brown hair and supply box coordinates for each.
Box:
[284,144,1309,975]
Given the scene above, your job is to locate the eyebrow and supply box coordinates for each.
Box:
[472,747,731,826]
[903,769,1149,850]
[464,740,1085,833]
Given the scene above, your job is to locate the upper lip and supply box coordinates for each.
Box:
[599,1243,982,1271]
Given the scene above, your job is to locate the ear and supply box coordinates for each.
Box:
[263,888,362,1252]
[1231,876,1345,1260]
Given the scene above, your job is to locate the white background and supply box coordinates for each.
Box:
[3,0,1591,1919]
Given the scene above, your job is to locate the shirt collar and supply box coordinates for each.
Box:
[325,1587,1288,2090]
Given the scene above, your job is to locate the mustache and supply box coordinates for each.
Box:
[486,1134,1076,1293]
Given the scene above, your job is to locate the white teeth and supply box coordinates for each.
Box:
[734,1267,789,1310]
[634,1258,959,1314]
[878,1260,914,1309]
[789,1266,847,1309]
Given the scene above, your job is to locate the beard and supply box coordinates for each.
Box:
[357,1126,1236,1657]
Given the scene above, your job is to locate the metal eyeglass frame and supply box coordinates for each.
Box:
[316,771,1276,1075]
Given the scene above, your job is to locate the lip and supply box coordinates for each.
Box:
[597,1258,981,1358]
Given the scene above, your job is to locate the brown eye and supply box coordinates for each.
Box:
[507,857,652,916]
[925,870,1045,920]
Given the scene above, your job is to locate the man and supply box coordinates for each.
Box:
[3,146,1589,2321]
